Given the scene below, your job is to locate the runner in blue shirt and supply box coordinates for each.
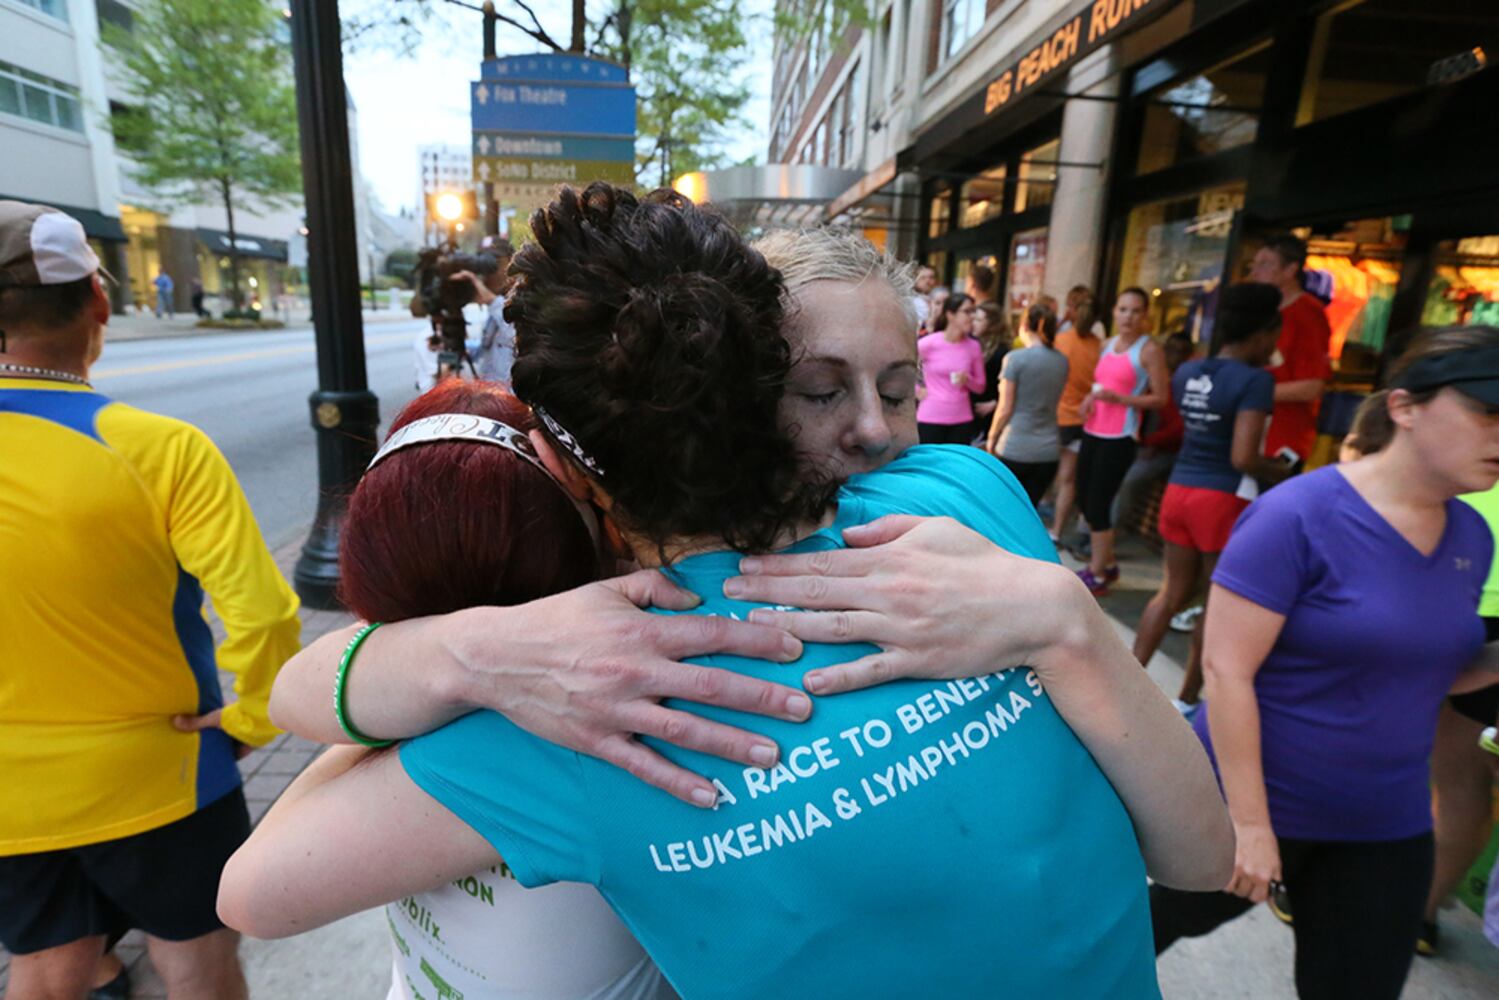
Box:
[221,188,1230,998]
[1132,283,1293,708]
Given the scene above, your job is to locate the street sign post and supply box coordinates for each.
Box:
[471,53,637,224]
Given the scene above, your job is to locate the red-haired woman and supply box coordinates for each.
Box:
[257,379,675,1000]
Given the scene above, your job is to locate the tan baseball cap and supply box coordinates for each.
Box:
[0,200,108,288]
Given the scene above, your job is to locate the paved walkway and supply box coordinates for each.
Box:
[4,531,1497,997]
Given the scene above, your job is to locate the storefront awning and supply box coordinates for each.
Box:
[0,193,126,242]
[195,228,289,262]
[911,0,1188,164]
[823,156,926,233]
[673,165,865,230]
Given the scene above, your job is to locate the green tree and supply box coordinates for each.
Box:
[103,0,301,313]
[593,1,752,188]
[349,1,758,189]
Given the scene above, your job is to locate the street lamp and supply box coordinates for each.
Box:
[434,193,464,222]
[435,192,464,246]
[287,0,379,610]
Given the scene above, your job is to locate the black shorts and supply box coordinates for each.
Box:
[918,420,978,445]
[1076,433,1138,532]
[999,457,1059,506]
[0,788,250,954]
[1059,425,1084,450]
[1449,617,1499,725]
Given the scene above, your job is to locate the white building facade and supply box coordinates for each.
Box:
[0,0,404,314]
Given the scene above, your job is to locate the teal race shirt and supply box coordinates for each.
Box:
[400,446,1159,999]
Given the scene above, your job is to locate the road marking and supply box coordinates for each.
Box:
[93,332,413,380]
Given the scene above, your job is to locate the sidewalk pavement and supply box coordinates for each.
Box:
[105,304,415,343]
[4,529,1498,997]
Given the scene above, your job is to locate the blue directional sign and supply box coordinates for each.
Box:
[471,54,636,138]
[471,133,635,163]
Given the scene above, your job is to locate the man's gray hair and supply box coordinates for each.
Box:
[752,228,918,330]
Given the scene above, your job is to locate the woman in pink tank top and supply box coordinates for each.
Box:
[1073,288,1171,595]
[916,294,987,445]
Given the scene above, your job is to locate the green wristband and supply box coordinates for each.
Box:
[334,622,393,748]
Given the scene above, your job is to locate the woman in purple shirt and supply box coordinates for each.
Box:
[1151,326,1499,999]
[915,293,985,444]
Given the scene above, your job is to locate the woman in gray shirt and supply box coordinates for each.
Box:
[986,304,1069,504]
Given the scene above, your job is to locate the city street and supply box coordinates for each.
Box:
[93,319,426,551]
[3,0,1499,996]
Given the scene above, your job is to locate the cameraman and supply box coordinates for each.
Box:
[452,236,516,387]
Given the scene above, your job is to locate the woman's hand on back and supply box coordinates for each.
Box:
[448,571,814,807]
[723,515,1089,691]
[724,514,1237,890]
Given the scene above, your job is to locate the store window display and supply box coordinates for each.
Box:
[959,166,1006,228]
[928,183,952,239]
[1136,43,1270,176]
[1016,139,1059,214]
[1116,184,1245,341]
[1007,229,1048,331]
[1288,220,1405,364]
[1423,236,1499,329]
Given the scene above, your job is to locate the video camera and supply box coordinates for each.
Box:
[412,247,500,379]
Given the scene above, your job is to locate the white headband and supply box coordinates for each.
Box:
[365,413,602,550]
[368,413,545,473]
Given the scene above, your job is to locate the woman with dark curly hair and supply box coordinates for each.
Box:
[222,185,1229,998]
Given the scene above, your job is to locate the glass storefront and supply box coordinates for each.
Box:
[958,165,1006,228]
[195,249,278,313]
[925,250,949,287]
[1116,183,1245,341]
[1295,216,1407,387]
[1015,138,1058,214]
[121,206,164,312]
[1006,227,1048,330]
[928,183,952,239]
[1296,0,1499,126]
[951,254,997,296]
[1136,42,1269,176]
[1422,235,1499,328]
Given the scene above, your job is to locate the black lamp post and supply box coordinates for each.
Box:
[288,0,380,609]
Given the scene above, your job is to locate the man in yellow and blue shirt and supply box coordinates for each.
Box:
[0,201,300,998]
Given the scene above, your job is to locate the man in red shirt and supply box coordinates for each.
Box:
[1247,234,1332,461]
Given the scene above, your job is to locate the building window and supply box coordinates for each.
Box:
[96,0,134,33]
[928,182,952,239]
[1298,0,1499,125]
[1136,42,1270,176]
[1015,138,1060,213]
[1007,228,1049,326]
[940,0,985,62]
[16,0,68,21]
[1116,184,1246,342]
[0,60,83,132]
[958,165,1006,228]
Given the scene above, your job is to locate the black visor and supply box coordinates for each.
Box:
[1392,345,1499,406]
